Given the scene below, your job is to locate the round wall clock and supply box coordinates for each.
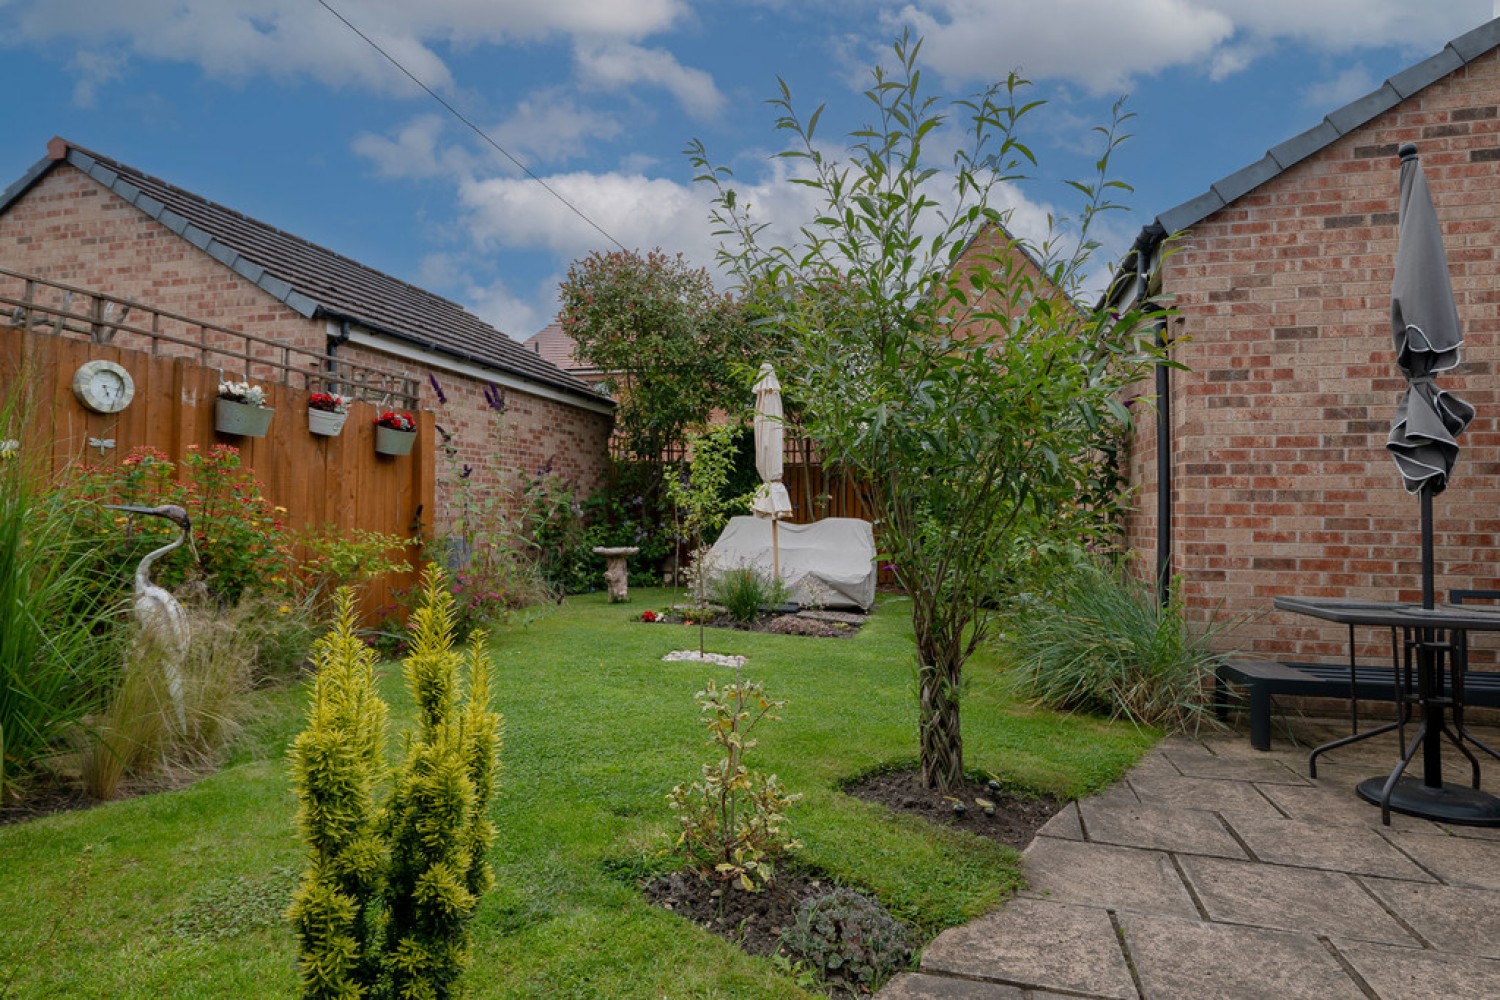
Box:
[72,360,135,414]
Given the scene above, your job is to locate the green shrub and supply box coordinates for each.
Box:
[287,571,502,1000]
[709,566,792,624]
[0,405,127,801]
[779,887,913,989]
[63,444,290,607]
[667,673,800,892]
[291,525,415,619]
[286,588,389,998]
[1000,558,1227,732]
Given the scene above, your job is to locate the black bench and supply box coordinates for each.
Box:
[1215,659,1500,751]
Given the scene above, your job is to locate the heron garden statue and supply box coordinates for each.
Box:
[103,503,196,730]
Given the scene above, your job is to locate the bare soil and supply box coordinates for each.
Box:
[644,868,832,960]
[645,610,865,639]
[843,769,1062,850]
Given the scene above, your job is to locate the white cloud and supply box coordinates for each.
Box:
[1302,64,1379,111]
[574,40,725,120]
[1,0,689,96]
[894,0,1493,92]
[894,0,1235,93]
[489,89,626,166]
[67,49,127,107]
[353,115,460,180]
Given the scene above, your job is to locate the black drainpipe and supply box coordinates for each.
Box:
[327,320,353,391]
[1132,226,1173,607]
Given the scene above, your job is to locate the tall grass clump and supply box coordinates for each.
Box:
[1000,558,1227,732]
[80,604,258,800]
[709,566,791,625]
[0,394,126,802]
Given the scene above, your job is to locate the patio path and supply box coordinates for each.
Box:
[879,718,1500,1000]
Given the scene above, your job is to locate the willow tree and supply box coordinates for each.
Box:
[690,33,1165,791]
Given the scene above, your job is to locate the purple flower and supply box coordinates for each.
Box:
[428,373,448,405]
[483,382,507,413]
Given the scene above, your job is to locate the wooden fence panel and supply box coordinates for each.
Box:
[1,325,432,619]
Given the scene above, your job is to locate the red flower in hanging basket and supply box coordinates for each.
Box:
[374,411,415,431]
[308,392,350,413]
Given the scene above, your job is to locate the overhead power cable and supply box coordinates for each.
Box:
[313,0,627,252]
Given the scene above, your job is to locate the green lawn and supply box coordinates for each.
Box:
[0,589,1155,998]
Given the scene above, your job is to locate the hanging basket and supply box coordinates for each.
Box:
[375,425,417,456]
[308,408,348,437]
[215,398,274,438]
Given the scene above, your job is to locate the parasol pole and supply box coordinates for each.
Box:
[1421,486,1435,610]
[772,518,781,582]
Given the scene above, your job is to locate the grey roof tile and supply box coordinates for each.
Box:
[231,258,267,285]
[1450,18,1500,61]
[134,193,165,218]
[1268,120,1340,170]
[1211,156,1281,206]
[1389,48,1464,98]
[1325,83,1403,135]
[21,140,602,403]
[113,180,142,205]
[205,239,238,267]
[156,208,189,235]
[1159,190,1225,236]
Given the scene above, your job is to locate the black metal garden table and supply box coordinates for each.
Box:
[1274,595,1500,826]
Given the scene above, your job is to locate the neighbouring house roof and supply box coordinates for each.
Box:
[1113,16,1500,294]
[523,321,598,374]
[0,137,609,408]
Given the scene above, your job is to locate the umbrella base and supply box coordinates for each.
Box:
[1356,775,1500,827]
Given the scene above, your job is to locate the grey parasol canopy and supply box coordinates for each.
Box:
[1386,143,1474,495]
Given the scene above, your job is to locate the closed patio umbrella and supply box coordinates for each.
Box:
[1386,142,1474,607]
[751,362,794,579]
[1358,142,1498,826]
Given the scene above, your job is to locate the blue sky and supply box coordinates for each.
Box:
[1,1,1494,339]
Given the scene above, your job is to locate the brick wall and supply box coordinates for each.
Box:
[1126,50,1500,666]
[0,163,613,536]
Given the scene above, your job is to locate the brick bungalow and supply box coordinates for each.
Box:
[1114,17,1500,666]
[0,138,614,534]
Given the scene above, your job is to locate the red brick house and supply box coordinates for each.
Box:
[0,137,613,534]
[1115,17,1500,664]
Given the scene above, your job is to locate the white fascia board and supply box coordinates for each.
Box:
[333,324,614,416]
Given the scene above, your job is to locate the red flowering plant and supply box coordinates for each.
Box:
[641,610,659,622]
[374,410,416,432]
[308,391,350,413]
[61,444,291,607]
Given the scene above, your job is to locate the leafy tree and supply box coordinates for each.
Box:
[664,422,752,654]
[690,33,1165,791]
[558,249,769,465]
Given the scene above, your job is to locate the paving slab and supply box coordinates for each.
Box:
[1018,837,1199,918]
[1336,939,1500,1000]
[1362,877,1500,959]
[918,897,1137,1000]
[1119,912,1368,1000]
[1220,811,1436,880]
[1077,798,1247,858]
[1382,830,1500,890]
[1159,748,1310,784]
[876,973,1029,999]
[1177,854,1417,945]
[1033,803,1082,842]
[1125,774,1284,819]
[1256,781,1447,834]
